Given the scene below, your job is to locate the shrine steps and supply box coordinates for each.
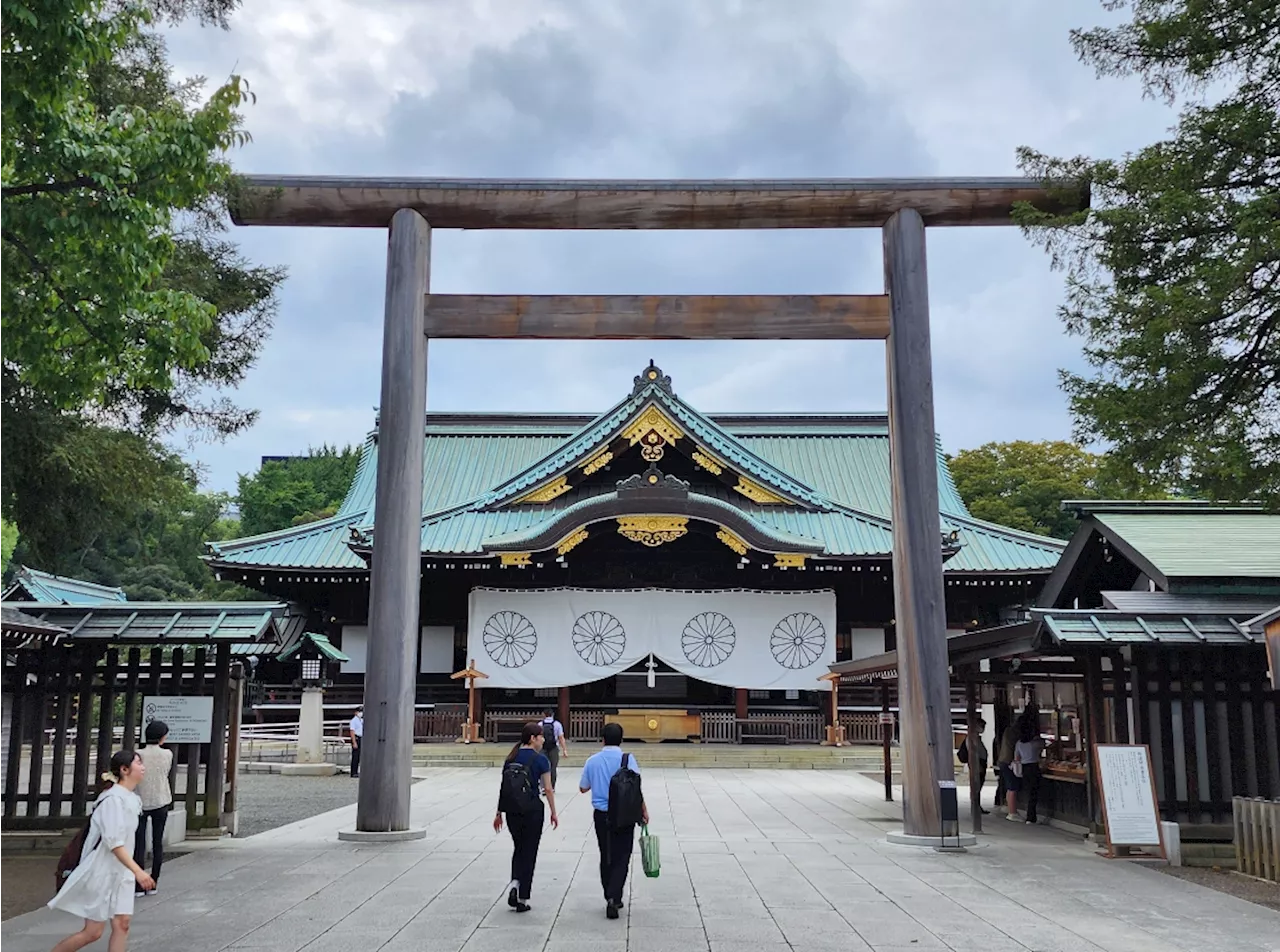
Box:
[412,744,899,770]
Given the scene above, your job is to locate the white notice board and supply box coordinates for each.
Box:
[1093,744,1166,858]
[143,696,213,744]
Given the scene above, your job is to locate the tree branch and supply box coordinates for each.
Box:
[1,177,98,198]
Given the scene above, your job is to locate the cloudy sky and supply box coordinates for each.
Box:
[165,0,1176,494]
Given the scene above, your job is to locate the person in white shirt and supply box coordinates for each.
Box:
[132,721,173,894]
[539,710,568,788]
[350,707,364,778]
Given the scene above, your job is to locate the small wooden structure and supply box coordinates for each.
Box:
[450,659,488,743]
[817,671,845,746]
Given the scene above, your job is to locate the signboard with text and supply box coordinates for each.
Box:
[1093,743,1166,859]
[143,696,213,744]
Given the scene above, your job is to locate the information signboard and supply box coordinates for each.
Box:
[1093,743,1166,859]
[143,696,213,744]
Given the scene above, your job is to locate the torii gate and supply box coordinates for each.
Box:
[230,176,1087,840]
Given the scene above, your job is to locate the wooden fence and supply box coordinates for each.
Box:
[568,710,604,741]
[2,645,238,831]
[1233,797,1280,882]
[839,713,884,744]
[740,712,824,744]
[413,705,467,742]
[701,712,736,743]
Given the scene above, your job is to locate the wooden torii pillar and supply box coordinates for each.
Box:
[229,175,1087,838]
[450,658,488,744]
[818,671,845,747]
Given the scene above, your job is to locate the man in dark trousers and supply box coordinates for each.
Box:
[579,723,649,919]
[349,706,363,778]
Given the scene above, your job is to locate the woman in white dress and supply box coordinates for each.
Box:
[48,750,155,952]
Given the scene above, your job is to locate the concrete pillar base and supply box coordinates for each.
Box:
[885,829,979,848]
[338,828,427,843]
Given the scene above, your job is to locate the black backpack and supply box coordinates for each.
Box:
[55,818,91,892]
[607,753,644,830]
[499,758,541,814]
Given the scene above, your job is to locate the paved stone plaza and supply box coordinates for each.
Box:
[4,767,1278,952]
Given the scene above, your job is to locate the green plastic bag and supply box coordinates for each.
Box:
[640,824,660,878]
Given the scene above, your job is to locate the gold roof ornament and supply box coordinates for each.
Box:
[499,552,532,567]
[774,553,808,568]
[582,450,613,475]
[716,527,749,556]
[622,405,684,463]
[617,515,688,547]
[514,475,571,505]
[556,528,589,555]
[691,448,724,475]
[735,476,791,505]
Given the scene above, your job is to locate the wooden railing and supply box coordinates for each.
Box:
[740,712,824,744]
[568,710,604,741]
[414,706,466,742]
[1234,797,1280,882]
[839,713,884,744]
[483,710,544,743]
[701,712,737,743]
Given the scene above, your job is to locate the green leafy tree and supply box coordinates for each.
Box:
[949,440,1143,539]
[1016,1,1280,505]
[1,519,18,576]
[1,0,269,421]
[237,446,362,537]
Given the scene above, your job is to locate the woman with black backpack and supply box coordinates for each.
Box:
[493,722,559,913]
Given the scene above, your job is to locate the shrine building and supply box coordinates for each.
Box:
[207,362,1065,742]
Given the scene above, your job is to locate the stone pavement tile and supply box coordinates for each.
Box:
[378,932,470,952]
[701,915,785,943]
[543,941,628,952]
[932,931,1031,952]
[770,907,857,934]
[626,926,710,952]
[707,943,789,952]
[462,924,553,951]
[621,901,704,928]
[299,928,401,952]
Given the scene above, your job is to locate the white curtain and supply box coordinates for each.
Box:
[467,587,835,691]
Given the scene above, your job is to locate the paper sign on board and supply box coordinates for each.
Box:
[1094,744,1164,852]
[143,696,213,744]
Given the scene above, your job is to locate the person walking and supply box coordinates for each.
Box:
[540,709,568,789]
[1013,707,1045,824]
[132,721,173,895]
[494,722,558,913]
[579,723,649,919]
[48,750,155,952]
[349,706,363,779]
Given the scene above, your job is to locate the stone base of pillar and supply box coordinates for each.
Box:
[338,827,427,843]
[885,829,979,848]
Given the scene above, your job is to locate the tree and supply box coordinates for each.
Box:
[237,446,362,537]
[4,0,250,418]
[1016,1,1279,505]
[949,440,1139,539]
[1,519,18,576]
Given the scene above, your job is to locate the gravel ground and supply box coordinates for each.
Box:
[233,771,366,838]
[2,856,56,922]
[1156,866,1280,911]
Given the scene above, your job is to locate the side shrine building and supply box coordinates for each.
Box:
[208,363,1065,741]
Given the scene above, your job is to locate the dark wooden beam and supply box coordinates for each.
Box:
[424,294,891,339]
[229,176,1088,229]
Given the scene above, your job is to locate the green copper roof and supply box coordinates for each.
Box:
[278,631,349,663]
[1035,607,1262,646]
[0,601,294,644]
[208,366,1064,574]
[2,566,128,605]
[1092,510,1280,580]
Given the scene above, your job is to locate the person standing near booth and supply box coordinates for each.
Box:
[349,706,364,779]
[133,721,173,894]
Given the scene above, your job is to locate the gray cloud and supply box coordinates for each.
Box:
[163,1,1176,492]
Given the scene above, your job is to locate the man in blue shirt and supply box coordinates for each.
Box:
[579,723,649,919]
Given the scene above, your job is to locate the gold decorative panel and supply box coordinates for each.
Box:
[622,406,683,448]
[691,449,724,475]
[774,553,807,568]
[500,552,532,567]
[582,450,613,475]
[734,476,790,505]
[716,527,748,556]
[515,475,571,504]
[617,516,688,547]
[556,528,589,555]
